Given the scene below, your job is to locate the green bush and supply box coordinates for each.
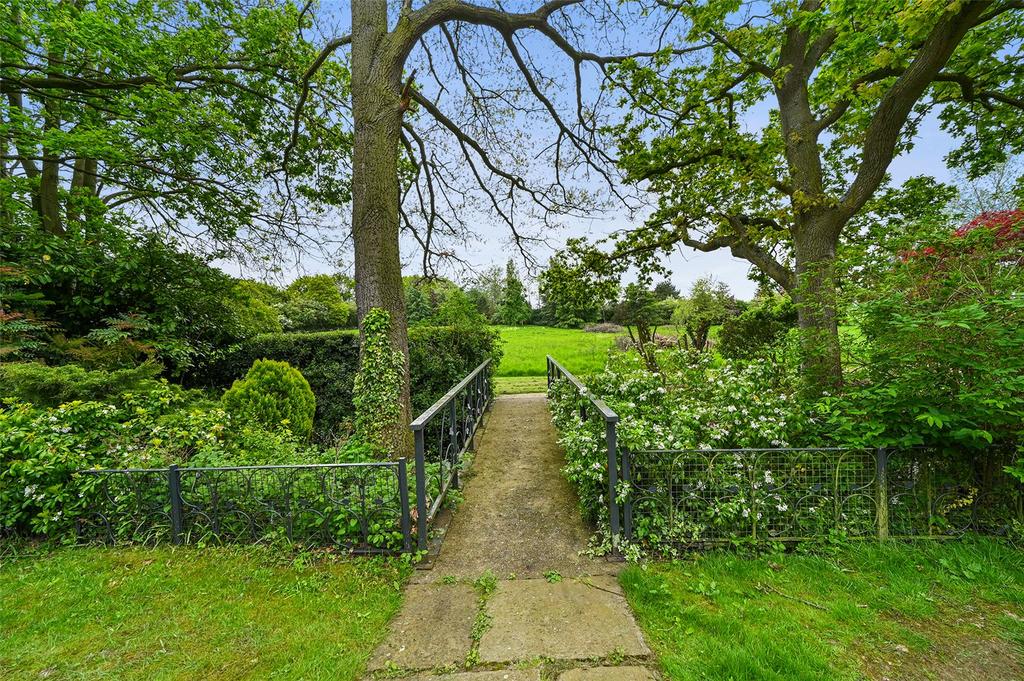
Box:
[188,325,501,442]
[221,360,316,440]
[0,361,164,406]
[718,295,797,359]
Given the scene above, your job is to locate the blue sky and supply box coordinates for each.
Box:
[246,1,963,302]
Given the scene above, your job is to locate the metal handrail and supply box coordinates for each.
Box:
[545,355,618,423]
[409,358,494,550]
[545,354,621,549]
[411,359,492,429]
[80,461,400,474]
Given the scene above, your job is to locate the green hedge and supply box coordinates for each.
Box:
[188,326,501,441]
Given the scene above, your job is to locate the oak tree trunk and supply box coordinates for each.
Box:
[350,0,413,457]
[792,214,843,394]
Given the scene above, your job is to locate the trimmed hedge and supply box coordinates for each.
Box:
[188,326,501,441]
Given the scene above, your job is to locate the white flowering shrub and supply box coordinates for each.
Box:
[550,348,850,551]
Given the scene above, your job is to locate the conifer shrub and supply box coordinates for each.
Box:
[221,359,316,440]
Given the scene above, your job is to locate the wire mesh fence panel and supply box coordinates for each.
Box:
[626,448,877,551]
[887,447,1023,538]
[625,446,1023,553]
[76,462,410,554]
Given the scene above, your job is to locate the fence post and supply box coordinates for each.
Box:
[414,428,428,551]
[168,464,183,545]
[621,447,633,542]
[606,418,621,551]
[876,447,889,541]
[398,458,412,553]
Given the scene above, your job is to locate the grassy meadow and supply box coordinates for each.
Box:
[622,538,1024,681]
[491,324,621,382]
[0,546,407,680]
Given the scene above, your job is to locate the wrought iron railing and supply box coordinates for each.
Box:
[546,354,1023,554]
[622,445,1023,553]
[546,355,622,547]
[76,461,412,554]
[410,358,493,549]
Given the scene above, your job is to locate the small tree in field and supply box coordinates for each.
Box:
[671,278,736,352]
[496,261,532,326]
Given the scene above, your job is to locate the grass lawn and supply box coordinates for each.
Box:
[622,538,1024,681]
[0,545,407,680]
[491,325,621,378]
[494,375,549,394]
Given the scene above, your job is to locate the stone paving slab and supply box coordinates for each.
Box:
[414,394,609,581]
[407,670,541,681]
[478,577,650,664]
[367,583,476,671]
[558,666,657,681]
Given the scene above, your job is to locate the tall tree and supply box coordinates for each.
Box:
[496,260,532,325]
[672,277,735,352]
[296,1,684,451]
[595,0,1024,391]
[0,0,350,262]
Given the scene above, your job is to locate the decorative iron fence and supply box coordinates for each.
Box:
[623,446,1022,553]
[545,354,1023,554]
[76,461,412,554]
[411,358,493,549]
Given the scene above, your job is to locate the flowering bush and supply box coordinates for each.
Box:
[550,348,815,529]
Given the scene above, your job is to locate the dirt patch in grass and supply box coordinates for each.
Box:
[860,604,1024,681]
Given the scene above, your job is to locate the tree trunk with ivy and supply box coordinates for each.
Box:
[350,1,413,457]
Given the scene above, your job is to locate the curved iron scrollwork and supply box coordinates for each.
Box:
[410,359,494,549]
[623,445,1022,553]
[76,462,411,554]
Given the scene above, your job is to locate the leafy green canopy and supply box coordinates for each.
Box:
[496,260,532,326]
[0,0,350,259]
[0,218,278,372]
[601,1,1024,284]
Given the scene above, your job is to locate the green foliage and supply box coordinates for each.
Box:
[0,220,278,373]
[670,277,737,352]
[189,326,501,443]
[536,248,618,328]
[550,348,810,524]
[495,260,532,325]
[352,309,404,457]
[0,361,163,407]
[0,0,351,253]
[821,223,1024,450]
[404,277,486,328]
[718,295,797,360]
[0,379,336,537]
[277,274,356,332]
[221,360,316,441]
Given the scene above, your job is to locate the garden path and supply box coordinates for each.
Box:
[364,394,657,680]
